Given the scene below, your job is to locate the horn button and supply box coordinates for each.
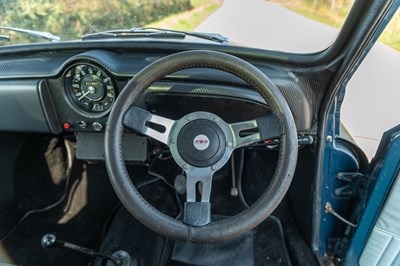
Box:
[177,119,226,167]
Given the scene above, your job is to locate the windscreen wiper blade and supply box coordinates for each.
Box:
[144,27,229,44]
[82,28,186,41]
[0,26,60,42]
[81,27,229,44]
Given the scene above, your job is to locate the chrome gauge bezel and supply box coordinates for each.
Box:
[63,62,116,118]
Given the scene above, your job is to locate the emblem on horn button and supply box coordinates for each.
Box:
[193,134,210,151]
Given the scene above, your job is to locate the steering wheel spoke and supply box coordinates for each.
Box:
[229,114,283,148]
[184,168,214,226]
[122,106,175,145]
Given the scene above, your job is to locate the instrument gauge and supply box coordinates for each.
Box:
[64,64,115,117]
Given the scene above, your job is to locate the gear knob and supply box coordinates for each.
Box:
[41,233,60,248]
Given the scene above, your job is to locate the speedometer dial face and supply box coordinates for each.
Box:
[64,64,115,117]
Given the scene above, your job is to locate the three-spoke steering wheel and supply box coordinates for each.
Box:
[105,50,298,243]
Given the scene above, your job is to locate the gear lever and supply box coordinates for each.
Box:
[41,233,136,266]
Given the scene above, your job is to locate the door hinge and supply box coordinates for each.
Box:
[327,236,349,260]
[334,172,367,197]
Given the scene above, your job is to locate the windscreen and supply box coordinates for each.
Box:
[0,0,380,53]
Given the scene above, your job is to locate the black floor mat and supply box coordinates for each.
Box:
[97,151,296,266]
[98,207,291,266]
[1,136,315,266]
[0,136,120,266]
[253,216,292,266]
[96,206,167,266]
[0,136,69,239]
[172,231,255,266]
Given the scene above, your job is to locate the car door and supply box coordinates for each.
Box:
[345,125,400,265]
[311,0,400,264]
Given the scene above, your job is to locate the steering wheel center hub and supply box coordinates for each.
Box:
[177,119,226,167]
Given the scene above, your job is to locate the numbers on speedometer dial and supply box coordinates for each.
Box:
[64,64,115,117]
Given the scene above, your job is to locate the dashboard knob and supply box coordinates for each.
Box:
[92,122,103,131]
[77,121,87,129]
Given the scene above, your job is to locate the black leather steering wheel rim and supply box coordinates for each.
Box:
[105,50,298,243]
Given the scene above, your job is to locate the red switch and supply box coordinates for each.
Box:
[63,122,71,129]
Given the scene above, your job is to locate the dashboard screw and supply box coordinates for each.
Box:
[170,138,176,144]
[227,141,233,147]
[182,163,188,169]
[211,165,218,170]
[213,117,219,122]
[186,116,192,121]
[326,135,333,142]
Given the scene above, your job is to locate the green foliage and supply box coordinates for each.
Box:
[274,0,400,51]
[0,0,193,43]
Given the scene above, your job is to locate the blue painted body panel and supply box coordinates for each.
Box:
[318,101,360,255]
[344,126,400,265]
[318,0,400,261]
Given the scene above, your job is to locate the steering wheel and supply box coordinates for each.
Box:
[105,50,298,243]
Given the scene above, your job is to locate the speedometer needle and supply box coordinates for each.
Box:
[78,91,91,101]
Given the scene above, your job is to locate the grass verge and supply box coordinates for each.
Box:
[273,0,400,51]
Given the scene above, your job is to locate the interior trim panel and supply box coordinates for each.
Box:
[360,170,400,266]
[0,80,50,133]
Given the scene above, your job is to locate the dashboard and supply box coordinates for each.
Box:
[0,47,322,159]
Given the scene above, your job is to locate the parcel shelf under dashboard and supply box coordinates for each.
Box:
[76,132,147,161]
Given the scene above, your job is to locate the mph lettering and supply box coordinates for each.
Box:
[85,81,100,86]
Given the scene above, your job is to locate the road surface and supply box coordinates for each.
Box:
[196,0,400,160]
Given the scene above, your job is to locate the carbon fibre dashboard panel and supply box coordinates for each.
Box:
[0,49,333,134]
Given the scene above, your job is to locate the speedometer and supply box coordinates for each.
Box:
[64,63,115,117]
